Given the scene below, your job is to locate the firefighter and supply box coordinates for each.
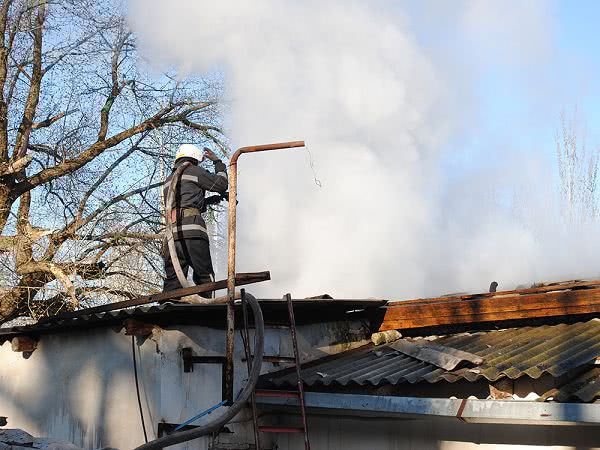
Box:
[162,144,228,297]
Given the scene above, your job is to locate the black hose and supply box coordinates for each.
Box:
[132,336,148,443]
[133,292,265,450]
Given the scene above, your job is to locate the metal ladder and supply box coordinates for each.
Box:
[241,291,310,450]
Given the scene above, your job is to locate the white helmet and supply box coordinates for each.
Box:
[175,144,204,162]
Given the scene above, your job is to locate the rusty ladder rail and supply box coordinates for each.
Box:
[242,293,310,450]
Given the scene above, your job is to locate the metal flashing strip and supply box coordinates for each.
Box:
[256,392,600,426]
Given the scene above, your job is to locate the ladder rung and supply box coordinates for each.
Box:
[259,426,304,433]
[255,389,300,398]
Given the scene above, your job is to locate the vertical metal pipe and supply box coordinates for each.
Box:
[225,158,238,404]
[224,140,305,403]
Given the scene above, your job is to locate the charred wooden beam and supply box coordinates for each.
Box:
[387,279,600,306]
[380,286,600,331]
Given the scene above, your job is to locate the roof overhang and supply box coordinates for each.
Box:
[257,392,600,426]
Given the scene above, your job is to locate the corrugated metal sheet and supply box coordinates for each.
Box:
[266,319,600,388]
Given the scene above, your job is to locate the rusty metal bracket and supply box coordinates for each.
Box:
[456,398,468,422]
[224,141,305,403]
[182,348,228,403]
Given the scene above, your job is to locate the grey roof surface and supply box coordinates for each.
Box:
[0,298,385,344]
[265,319,600,401]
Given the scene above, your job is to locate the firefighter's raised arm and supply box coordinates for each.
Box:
[193,148,228,193]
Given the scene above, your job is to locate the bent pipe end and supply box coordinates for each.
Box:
[230,140,305,166]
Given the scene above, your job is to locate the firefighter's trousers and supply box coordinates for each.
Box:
[163,237,215,298]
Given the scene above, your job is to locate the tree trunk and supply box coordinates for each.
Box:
[0,179,15,233]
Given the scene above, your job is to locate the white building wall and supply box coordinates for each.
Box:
[0,319,368,449]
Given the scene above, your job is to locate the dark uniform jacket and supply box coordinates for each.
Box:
[163,158,228,240]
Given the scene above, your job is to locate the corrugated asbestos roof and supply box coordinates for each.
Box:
[0,303,184,343]
[553,367,600,402]
[265,319,600,402]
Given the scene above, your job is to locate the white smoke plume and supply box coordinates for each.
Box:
[129,0,600,299]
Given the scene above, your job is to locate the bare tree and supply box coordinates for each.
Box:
[556,108,600,224]
[0,0,229,323]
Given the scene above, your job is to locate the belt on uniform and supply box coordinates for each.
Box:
[170,208,201,222]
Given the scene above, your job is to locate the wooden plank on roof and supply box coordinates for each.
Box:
[384,288,600,321]
[387,280,600,306]
[390,339,482,370]
[46,271,270,320]
[379,286,600,331]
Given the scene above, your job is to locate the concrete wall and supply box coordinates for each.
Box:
[0,319,368,449]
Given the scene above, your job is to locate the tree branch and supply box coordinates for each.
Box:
[0,0,15,162]
[19,102,211,194]
[43,29,100,73]
[89,231,162,242]
[8,53,33,82]
[27,143,61,159]
[0,154,32,177]
[74,132,147,223]
[59,181,162,241]
[13,0,47,160]
[98,26,132,141]
[31,110,77,129]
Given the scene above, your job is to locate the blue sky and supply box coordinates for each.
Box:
[556,0,600,137]
[418,0,600,188]
[491,1,598,150]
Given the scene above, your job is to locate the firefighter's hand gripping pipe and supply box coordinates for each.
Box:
[133,291,264,450]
